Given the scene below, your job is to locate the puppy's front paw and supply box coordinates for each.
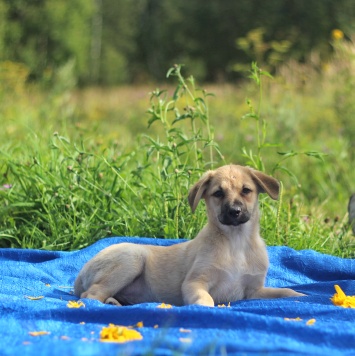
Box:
[196,301,214,307]
[105,297,122,306]
[193,296,215,307]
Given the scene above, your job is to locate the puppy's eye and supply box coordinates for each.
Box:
[212,190,224,198]
[242,187,252,195]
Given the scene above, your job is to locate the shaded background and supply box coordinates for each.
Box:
[0,0,355,253]
[1,0,354,85]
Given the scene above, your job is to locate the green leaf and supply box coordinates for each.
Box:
[304,151,327,162]
[172,83,183,100]
[277,151,298,158]
[166,67,176,78]
[172,114,192,125]
[260,70,273,79]
[147,115,161,128]
[241,113,259,120]
[273,165,299,183]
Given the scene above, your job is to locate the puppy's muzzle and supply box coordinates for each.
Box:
[218,202,250,226]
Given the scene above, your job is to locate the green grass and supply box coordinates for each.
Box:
[0,55,354,257]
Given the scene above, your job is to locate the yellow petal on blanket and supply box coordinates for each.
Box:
[306,319,316,326]
[284,317,302,321]
[25,296,44,300]
[179,337,192,343]
[157,303,173,308]
[29,331,50,336]
[331,285,355,308]
[100,324,143,343]
[179,328,192,333]
[67,300,85,308]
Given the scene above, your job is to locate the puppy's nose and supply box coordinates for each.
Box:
[229,206,242,217]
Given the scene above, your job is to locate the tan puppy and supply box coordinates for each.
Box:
[74,164,304,306]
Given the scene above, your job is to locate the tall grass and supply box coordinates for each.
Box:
[0,44,354,256]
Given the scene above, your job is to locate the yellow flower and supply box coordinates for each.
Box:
[100,324,143,343]
[67,300,85,308]
[331,285,355,308]
[157,303,173,308]
[331,29,344,40]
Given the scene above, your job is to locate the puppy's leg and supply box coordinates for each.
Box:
[80,283,113,303]
[105,297,122,306]
[80,285,122,305]
[250,287,305,299]
[79,266,142,305]
[76,245,146,305]
[182,279,214,307]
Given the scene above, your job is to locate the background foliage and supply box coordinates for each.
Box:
[1,0,355,84]
[0,1,354,256]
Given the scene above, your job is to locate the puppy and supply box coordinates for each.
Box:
[74,164,304,306]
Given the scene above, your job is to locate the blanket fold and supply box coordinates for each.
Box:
[0,237,354,355]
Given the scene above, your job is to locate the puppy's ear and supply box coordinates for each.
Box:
[188,171,213,213]
[248,169,280,200]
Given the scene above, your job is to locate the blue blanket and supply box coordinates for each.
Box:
[1,237,355,355]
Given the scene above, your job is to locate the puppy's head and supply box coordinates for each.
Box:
[188,165,279,227]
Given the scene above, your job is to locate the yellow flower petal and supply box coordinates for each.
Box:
[331,285,355,308]
[157,303,172,308]
[179,337,192,343]
[100,324,143,343]
[29,331,50,337]
[67,300,85,308]
[25,296,44,300]
[179,328,192,333]
[284,317,302,321]
[306,319,316,326]
[135,321,144,328]
[217,302,231,307]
